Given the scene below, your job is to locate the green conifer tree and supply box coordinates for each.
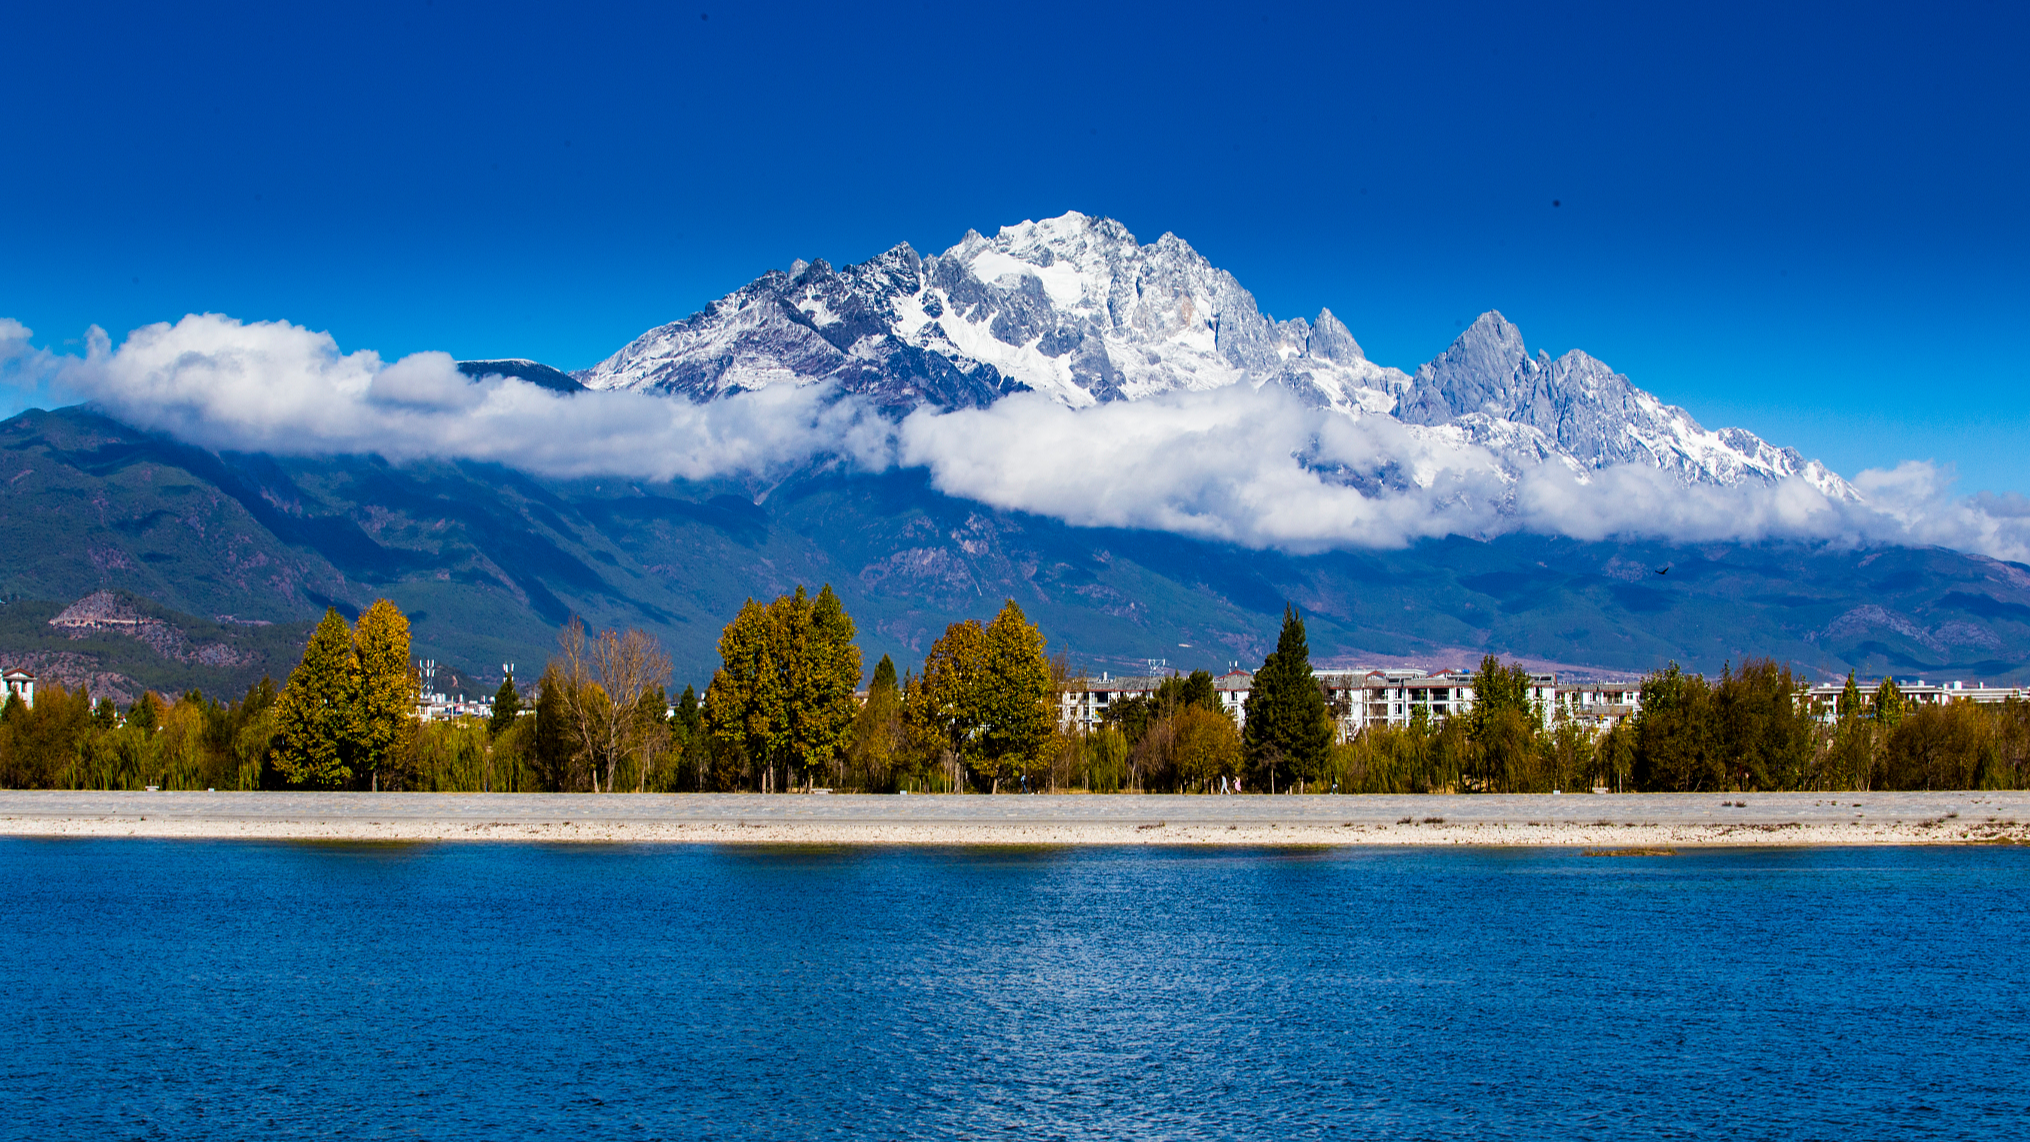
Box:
[703,585,864,791]
[128,691,164,732]
[489,671,523,739]
[847,656,905,791]
[911,618,989,790]
[1873,678,1906,727]
[672,683,707,790]
[1469,655,1542,792]
[978,599,1051,789]
[532,665,579,791]
[1242,605,1332,791]
[786,585,863,788]
[272,608,357,788]
[704,597,788,790]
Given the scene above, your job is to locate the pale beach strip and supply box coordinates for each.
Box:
[1,790,2027,846]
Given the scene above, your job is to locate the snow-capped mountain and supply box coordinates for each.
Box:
[1398,312,1852,496]
[575,211,1853,497]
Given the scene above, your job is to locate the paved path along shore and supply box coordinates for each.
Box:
[2,790,2027,846]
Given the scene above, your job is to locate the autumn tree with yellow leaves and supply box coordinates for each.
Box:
[271,600,419,790]
[906,599,1051,793]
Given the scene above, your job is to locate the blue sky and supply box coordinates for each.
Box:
[3,0,2025,493]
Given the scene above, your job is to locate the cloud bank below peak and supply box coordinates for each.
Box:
[3,314,898,481]
[5,312,2028,563]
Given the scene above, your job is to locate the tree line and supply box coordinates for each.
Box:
[719,600,1331,795]
[1327,660,2030,794]
[6,587,2030,793]
[0,599,424,791]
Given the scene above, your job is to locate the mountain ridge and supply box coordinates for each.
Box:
[4,405,2025,698]
[566,211,1852,501]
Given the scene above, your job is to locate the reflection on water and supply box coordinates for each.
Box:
[2,841,2026,1139]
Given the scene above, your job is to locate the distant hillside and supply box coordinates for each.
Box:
[4,405,2027,695]
[0,590,313,703]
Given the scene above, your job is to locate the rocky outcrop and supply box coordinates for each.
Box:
[49,591,250,667]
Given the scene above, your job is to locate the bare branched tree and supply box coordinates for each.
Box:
[555,618,672,793]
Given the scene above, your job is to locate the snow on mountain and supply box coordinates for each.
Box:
[577,211,1403,415]
[1399,312,1855,498]
[577,211,1853,498]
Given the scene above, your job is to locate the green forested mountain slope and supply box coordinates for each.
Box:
[3,405,2027,698]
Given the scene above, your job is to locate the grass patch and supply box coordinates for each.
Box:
[1583,847,1677,857]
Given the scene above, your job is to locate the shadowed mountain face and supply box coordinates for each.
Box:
[455,359,584,393]
[3,405,2027,694]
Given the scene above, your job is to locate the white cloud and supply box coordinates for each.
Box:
[0,319,63,417]
[895,384,2030,561]
[895,386,1509,550]
[9,311,2030,564]
[24,313,898,481]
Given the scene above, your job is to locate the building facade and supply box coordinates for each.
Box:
[1801,679,2030,721]
[1057,666,1637,741]
[1057,670,1255,734]
[2,667,34,710]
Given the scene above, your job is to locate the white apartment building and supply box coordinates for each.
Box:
[1801,679,2030,721]
[1058,669,1254,733]
[1549,682,1642,728]
[1316,669,1568,738]
[1058,665,1630,741]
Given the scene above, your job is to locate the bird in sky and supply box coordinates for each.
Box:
[1655,565,1671,576]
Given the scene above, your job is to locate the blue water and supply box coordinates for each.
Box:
[2,842,2026,1140]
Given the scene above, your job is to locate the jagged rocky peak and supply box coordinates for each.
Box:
[1306,309,1365,365]
[918,213,1403,408]
[1401,311,1531,421]
[577,210,1406,414]
[575,238,1010,412]
[570,210,1849,497]
[1400,311,1853,496]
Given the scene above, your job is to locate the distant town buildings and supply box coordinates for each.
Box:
[1057,666,2030,740]
[418,693,495,722]
[1059,666,1601,740]
[1058,668,1256,733]
[414,658,496,722]
[1800,678,2030,721]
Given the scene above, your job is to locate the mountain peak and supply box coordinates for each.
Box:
[1308,308,1365,365]
[1394,311,1528,426]
[994,209,1110,243]
[571,213,1850,499]
[457,359,584,394]
[1450,310,1527,363]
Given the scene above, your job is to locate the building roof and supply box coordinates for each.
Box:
[1065,671,1257,694]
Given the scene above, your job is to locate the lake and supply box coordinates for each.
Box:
[1,840,2025,1139]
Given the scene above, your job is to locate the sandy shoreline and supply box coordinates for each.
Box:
[1,790,2026,846]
